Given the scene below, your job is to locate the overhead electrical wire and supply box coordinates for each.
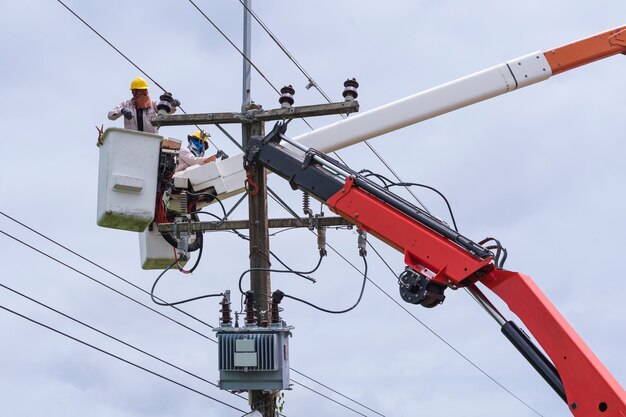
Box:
[0,303,247,414]
[0,281,247,402]
[55,0,229,152]
[278,256,368,315]
[0,229,368,417]
[235,0,430,212]
[0,217,216,336]
[185,0,317,132]
[291,369,385,417]
[0,215,380,416]
[324,238,544,417]
[289,378,368,417]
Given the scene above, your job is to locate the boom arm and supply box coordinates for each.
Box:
[179,26,626,201]
[243,123,626,417]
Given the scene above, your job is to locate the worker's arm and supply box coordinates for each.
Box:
[108,100,132,121]
[176,147,216,172]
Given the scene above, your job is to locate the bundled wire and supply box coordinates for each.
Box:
[478,237,508,269]
[359,170,458,231]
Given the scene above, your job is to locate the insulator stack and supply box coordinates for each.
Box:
[279,85,295,108]
[342,78,359,101]
[357,229,367,256]
[317,225,327,257]
[220,294,232,326]
[302,192,312,217]
[271,290,284,324]
[157,92,176,115]
[245,291,256,326]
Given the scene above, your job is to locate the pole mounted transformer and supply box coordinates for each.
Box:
[214,291,293,392]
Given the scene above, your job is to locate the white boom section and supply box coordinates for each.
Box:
[177,52,552,199]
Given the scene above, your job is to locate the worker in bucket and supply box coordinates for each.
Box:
[107,76,179,134]
[176,130,224,172]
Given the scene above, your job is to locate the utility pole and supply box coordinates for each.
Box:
[152,10,358,412]
[241,2,275,414]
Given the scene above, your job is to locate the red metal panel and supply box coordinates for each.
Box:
[482,270,626,416]
[326,178,492,286]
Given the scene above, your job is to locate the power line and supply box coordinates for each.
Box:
[235,0,332,102]
[291,369,385,417]
[0,225,216,341]
[235,0,430,212]
[186,0,279,95]
[0,303,247,414]
[0,215,383,416]
[54,0,228,151]
[0,281,247,401]
[323,238,544,417]
[290,377,367,417]
[186,0,317,131]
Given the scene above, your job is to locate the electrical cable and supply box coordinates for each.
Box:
[332,238,544,417]
[290,370,386,417]
[0,303,247,414]
[237,267,316,297]
[0,226,219,338]
[55,0,225,152]
[290,377,367,417]
[0,217,401,416]
[236,0,430,211]
[3,219,345,417]
[0,281,247,402]
[361,170,458,231]
[235,0,330,102]
[186,0,316,132]
[186,0,279,95]
[279,256,368,314]
[151,257,224,307]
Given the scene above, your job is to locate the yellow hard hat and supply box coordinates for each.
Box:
[188,130,209,154]
[130,77,149,90]
[191,130,206,140]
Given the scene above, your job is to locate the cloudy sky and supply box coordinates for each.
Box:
[1,1,625,416]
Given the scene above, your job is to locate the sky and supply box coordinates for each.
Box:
[0,1,625,416]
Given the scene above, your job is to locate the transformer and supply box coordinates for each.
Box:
[214,324,293,391]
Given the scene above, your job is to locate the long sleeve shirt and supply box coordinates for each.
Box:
[108,99,175,133]
[176,147,215,172]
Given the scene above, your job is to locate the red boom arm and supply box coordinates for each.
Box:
[326,177,626,417]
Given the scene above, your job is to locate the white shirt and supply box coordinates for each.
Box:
[108,99,175,133]
[176,147,215,172]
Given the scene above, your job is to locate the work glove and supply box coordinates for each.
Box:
[215,150,229,160]
[172,98,181,107]
[121,108,133,120]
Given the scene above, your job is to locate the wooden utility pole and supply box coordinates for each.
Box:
[154,101,357,416]
[152,2,358,408]
[244,117,276,415]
